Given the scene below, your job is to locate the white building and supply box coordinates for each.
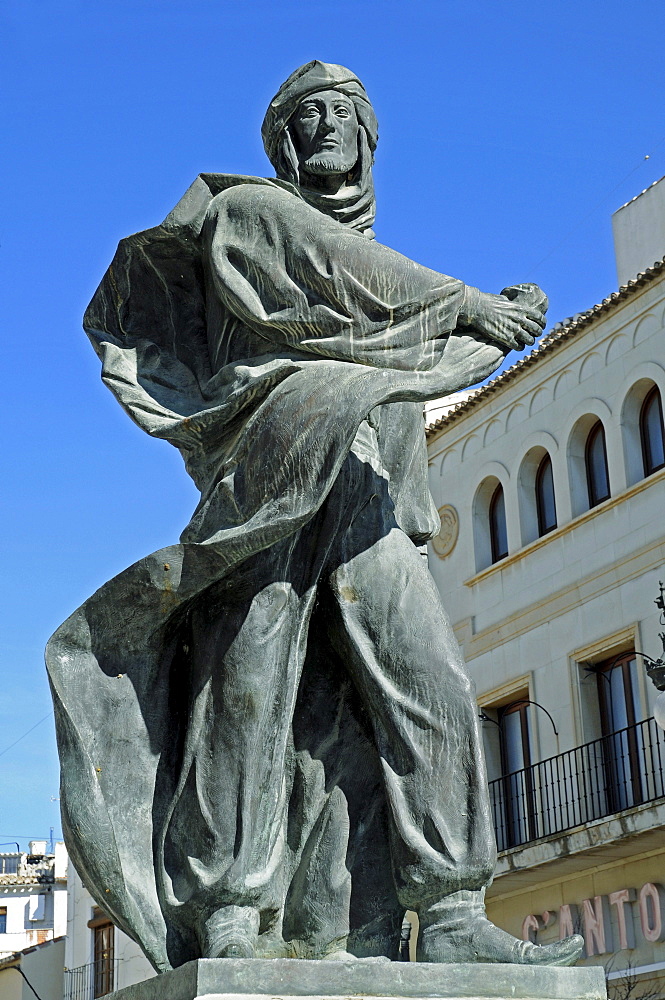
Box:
[63,867,154,999]
[0,842,68,961]
[0,842,67,999]
[0,938,65,1000]
[426,177,665,993]
[0,840,154,999]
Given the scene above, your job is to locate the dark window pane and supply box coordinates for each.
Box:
[489,485,508,563]
[501,707,528,773]
[498,701,536,846]
[0,908,6,934]
[535,455,556,535]
[641,388,665,475]
[595,652,643,811]
[586,422,610,507]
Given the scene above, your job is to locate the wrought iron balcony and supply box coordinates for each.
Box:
[489,716,665,852]
[64,959,119,1000]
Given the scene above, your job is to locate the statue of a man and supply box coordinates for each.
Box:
[46,62,582,972]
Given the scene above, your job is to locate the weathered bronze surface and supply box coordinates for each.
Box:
[46,62,581,973]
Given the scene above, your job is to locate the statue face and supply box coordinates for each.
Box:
[291,89,359,177]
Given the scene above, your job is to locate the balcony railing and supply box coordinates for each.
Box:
[64,960,119,1000]
[489,716,665,852]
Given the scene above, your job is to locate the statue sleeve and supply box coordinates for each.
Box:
[204,184,468,373]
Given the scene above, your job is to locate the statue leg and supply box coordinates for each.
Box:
[156,461,373,965]
[290,611,404,960]
[327,513,583,966]
[157,560,320,961]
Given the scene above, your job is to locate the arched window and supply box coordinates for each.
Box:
[489,484,508,563]
[535,454,556,536]
[640,386,665,477]
[473,475,508,572]
[585,421,610,508]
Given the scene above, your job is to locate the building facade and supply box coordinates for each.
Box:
[0,842,68,961]
[0,841,67,999]
[426,179,665,993]
[0,937,65,1000]
[63,867,154,999]
[0,841,154,1000]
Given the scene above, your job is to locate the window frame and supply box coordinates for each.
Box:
[535,453,557,536]
[594,651,643,811]
[584,419,611,508]
[640,385,665,477]
[88,908,115,997]
[498,700,537,846]
[488,483,508,564]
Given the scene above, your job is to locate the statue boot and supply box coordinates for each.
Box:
[199,905,260,959]
[417,891,584,966]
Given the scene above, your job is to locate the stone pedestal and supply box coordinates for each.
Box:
[106,958,606,1000]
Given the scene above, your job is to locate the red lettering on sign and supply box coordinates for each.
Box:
[608,889,636,950]
[522,914,539,942]
[559,903,579,942]
[639,883,665,943]
[582,896,612,956]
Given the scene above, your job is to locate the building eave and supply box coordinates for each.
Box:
[0,875,48,887]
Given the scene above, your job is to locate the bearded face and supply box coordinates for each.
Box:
[290,89,360,177]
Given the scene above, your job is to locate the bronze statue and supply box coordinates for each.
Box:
[46,62,582,972]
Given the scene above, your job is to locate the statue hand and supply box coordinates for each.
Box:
[475,291,546,350]
[460,285,547,351]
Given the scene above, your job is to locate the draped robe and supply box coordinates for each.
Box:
[46,173,507,971]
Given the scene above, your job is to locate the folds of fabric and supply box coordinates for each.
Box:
[46,173,507,971]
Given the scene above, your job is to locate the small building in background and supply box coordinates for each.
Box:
[0,841,154,999]
[0,841,68,960]
[426,178,665,993]
[613,177,665,288]
[0,841,67,999]
[63,864,154,999]
[0,937,65,1000]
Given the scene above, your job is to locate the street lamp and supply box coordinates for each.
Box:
[645,580,665,730]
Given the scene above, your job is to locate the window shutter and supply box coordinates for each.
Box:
[27,894,45,921]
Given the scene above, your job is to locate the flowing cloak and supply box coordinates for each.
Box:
[45,173,507,970]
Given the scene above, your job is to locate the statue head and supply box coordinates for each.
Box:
[261,61,378,236]
[290,89,360,179]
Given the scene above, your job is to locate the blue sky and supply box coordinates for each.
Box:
[1,0,665,850]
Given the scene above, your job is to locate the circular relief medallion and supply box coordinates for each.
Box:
[431,504,459,559]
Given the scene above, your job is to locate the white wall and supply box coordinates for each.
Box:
[0,967,22,1000]
[21,938,65,1000]
[65,865,155,990]
[0,887,66,962]
[613,176,665,286]
[0,939,65,1000]
[427,272,665,772]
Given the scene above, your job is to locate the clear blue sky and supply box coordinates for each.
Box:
[2,0,665,851]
